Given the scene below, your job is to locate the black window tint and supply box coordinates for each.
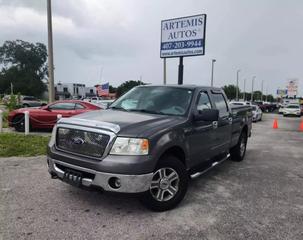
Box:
[75,103,85,109]
[197,92,212,111]
[49,103,75,110]
[212,93,228,117]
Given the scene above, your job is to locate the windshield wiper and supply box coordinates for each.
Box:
[128,109,165,115]
[110,106,129,111]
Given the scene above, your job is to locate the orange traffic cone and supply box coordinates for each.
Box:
[299,119,303,132]
[273,118,278,129]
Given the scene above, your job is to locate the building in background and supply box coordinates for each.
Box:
[54,82,115,100]
[55,83,95,100]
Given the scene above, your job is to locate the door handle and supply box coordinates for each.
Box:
[212,121,218,129]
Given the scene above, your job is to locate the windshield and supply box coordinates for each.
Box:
[110,86,193,116]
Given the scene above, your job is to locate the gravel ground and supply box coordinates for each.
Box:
[1,113,303,240]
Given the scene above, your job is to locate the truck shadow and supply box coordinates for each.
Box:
[62,156,250,213]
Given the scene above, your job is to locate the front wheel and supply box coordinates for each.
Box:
[140,156,188,211]
[13,115,25,132]
[230,130,248,162]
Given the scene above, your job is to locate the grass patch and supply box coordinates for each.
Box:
[0,133,50,157]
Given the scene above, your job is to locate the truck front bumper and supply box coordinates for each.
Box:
[47,157,153,193]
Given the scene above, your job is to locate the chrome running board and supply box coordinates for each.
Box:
[190,153,230,179]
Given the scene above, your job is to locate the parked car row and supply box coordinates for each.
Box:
[253,101,277,113]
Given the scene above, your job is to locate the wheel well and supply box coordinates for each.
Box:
[13,114,24,122]
[160,146,186,167]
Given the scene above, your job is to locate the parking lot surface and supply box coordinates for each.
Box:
[1,113,303,240]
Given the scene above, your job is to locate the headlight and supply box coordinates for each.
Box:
[48,125,57,147]
[110,137,149,155]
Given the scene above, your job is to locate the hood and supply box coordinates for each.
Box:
[12,107,43,113]
[68,109,187,137]
[284,108,300,112]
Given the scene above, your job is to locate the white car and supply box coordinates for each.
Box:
[278,106,285,114]
[283,104,301,117]
[251,105,262,122]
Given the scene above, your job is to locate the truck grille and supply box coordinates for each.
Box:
[56,127,110,158]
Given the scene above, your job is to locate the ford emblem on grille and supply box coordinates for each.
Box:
[71,137,85,145]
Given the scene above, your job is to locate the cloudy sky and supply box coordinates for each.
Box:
[0,0,302,96]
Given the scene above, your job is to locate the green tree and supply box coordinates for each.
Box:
[222,84,241,100]
[0,40,47,97]
[116,80,145,97]
[109,85,117,93]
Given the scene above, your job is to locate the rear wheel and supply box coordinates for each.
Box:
[140,156,188,211]
[230,130,247,162]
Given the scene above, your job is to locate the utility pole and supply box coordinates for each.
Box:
[10,82,14,95]
[100,67,104,82]
[251,76,256,102]
[236,69,241,101]
[163,58,167,85]
[261,80,264,101]
[210,59,216,87]
[243,78,246,101]
[47,0,55,103]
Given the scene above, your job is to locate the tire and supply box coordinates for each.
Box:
[140,156,188,211]
[230,130,248,162]
[13,115,25,132]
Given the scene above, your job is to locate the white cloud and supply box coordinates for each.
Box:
[0,0,302,96]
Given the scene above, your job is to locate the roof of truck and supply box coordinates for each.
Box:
[137,84,222,91]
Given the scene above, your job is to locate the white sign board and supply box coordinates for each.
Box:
[160,14,206,58]
[286,79,299,97]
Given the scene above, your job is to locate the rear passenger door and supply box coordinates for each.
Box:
[211,92,232,155]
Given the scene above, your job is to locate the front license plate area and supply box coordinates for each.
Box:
[63,169,83,187]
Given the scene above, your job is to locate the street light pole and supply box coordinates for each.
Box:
[261,80,264,101]
[243,78,246,101]
[210,59,216,87]
[47,0,55,103]
[251,76,256,102]
[236,69,241,101]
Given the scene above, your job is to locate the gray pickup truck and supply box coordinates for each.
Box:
[47,85,252,211]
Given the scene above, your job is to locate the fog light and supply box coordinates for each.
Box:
[108,177,121,189]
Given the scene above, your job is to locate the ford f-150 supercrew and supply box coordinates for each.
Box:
[47,85,252,211]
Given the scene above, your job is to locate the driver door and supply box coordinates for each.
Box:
[188,91,217,168]
[39,102,76,128]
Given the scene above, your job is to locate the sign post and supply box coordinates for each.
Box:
[160,14,207,85]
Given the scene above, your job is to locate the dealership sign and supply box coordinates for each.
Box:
[277,89,287,96]
[286,79,299,97]
[160,14,206,58]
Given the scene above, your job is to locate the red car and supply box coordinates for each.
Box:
[8,100,101,132]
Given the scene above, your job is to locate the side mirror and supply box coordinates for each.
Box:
[42,106,51,111]
[193,109,219,122]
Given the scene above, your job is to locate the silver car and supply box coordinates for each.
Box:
[252,105,262,122]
